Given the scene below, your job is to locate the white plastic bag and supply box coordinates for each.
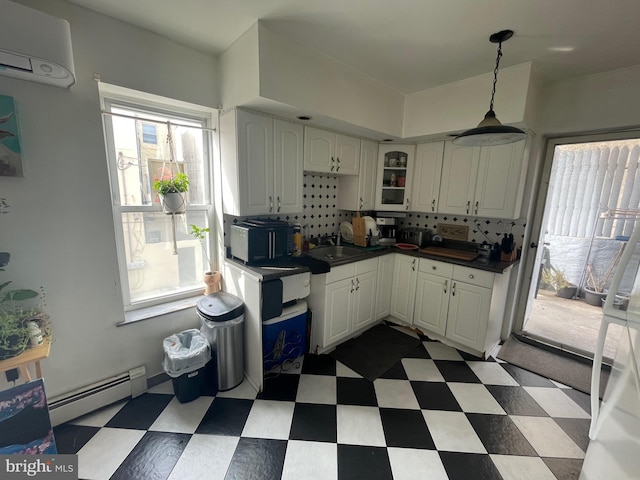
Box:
[162,328,211,377]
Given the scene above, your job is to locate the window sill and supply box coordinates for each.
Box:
[118,296,201,326]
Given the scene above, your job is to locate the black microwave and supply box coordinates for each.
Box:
[229,219,294,264]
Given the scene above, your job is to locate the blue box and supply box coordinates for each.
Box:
[263,301,307,371]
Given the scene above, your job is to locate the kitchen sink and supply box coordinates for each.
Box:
[305,245,364,260]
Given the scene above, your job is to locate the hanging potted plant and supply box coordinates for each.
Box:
[190,224,221,295]
[153,171,189,214]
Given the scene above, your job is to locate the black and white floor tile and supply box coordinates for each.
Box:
[54,335,590,480]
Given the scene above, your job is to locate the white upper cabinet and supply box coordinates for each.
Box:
[375,144,416,211]
[438,142,480,216]
[438,139,527,219]
[338,140,378,211]
[303,126,360,175]
[411,141,445,213]
[274,119,304,214]
[335,134,360,175]
[474,141,527,218]
[220,109,303,216]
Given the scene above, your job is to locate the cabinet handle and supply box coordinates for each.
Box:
[475,201,479,215]
[359,197,363,210]
[444,279,448,294]
[469,273,474,279]
[336,157,340,172]
[432,266,436,270]
[277,196,281,212]
[431,199,436,212]
[406,198,410,211]
[466,200,470,214]
[355,278,360,290]
[331,156,335,172]
[269,196,273,212]
[452,282,456,296]
[350,279,355,293]
[411,259,416,271]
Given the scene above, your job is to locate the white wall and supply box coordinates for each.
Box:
[256,22,405,138]
[220,23,260,109]
[538,64,640,135]
[403,63,533,139]
[0,0,219,396]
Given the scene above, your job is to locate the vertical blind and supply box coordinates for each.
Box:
[547,140,640,238]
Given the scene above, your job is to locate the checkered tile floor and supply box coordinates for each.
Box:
[53,333,590,480]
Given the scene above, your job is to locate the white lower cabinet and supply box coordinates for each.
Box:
[446,280,492,352]
[375,253,395,320]
[309,257,378,353]
[389,254,418,324]
[393,257,511,358]
[414,272,450,336]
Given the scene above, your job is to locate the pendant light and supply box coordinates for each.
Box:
[453,29,527,146]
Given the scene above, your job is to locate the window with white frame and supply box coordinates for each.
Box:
[99,84,216,310]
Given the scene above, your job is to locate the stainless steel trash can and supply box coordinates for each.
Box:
[197,292,245,391]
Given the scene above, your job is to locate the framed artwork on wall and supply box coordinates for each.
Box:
[0,94,23,177]
[0,379,57,454]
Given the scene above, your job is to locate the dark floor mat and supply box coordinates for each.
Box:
[497,335,609,397]
[329,324,421,382]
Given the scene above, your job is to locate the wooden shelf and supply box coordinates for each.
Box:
[0,337,51,383]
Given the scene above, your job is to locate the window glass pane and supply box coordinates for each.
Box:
[141,123,157,144]
[108,106,208,207]
[122,210,209,304]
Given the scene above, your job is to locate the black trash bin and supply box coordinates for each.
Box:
[162,329,211,403]
[197,292,245,391]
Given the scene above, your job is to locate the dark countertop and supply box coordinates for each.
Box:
[225,244,519,280]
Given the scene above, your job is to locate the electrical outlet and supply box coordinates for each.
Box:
[5,368,19,382]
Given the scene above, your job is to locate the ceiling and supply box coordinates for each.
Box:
[68,0,640,95]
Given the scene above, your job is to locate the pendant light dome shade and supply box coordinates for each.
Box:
[453,30,527,146]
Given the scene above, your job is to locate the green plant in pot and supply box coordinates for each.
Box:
[190,224,221,295]
[541,268,577,299]
[153,171,189,214]
[0,254,51,359]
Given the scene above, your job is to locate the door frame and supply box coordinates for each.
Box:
[512,129,640,335]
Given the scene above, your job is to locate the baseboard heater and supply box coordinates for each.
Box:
[49,366,147,426]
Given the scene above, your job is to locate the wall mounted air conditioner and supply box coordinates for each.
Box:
[0,0,76,88]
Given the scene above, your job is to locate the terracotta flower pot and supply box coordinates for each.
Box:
[203,271,222,295]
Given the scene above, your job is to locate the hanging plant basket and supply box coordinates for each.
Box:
[160,192,187,215]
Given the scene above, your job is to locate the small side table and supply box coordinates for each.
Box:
[0,338,51,383]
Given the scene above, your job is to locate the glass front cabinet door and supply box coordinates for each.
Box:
[375,144,415,211]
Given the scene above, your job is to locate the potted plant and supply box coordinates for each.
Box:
[0,254,51,359]
[0,311,30,360]
[583,263,611,306]
[541,268,577,299]
[190,224,221,295]
[153,171,189,214]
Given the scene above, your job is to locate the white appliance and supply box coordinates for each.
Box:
[582,217,640,479]
[0,0,76,88]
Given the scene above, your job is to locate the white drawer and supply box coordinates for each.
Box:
[419,258,454,277]
[452,265,494,288]
[355,257,379,275]
[325,263,356,284]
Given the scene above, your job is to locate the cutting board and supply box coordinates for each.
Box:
[352,215,367,247]
[420,247,479,261]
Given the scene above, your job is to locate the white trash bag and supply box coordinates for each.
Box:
[162,328,211,378]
